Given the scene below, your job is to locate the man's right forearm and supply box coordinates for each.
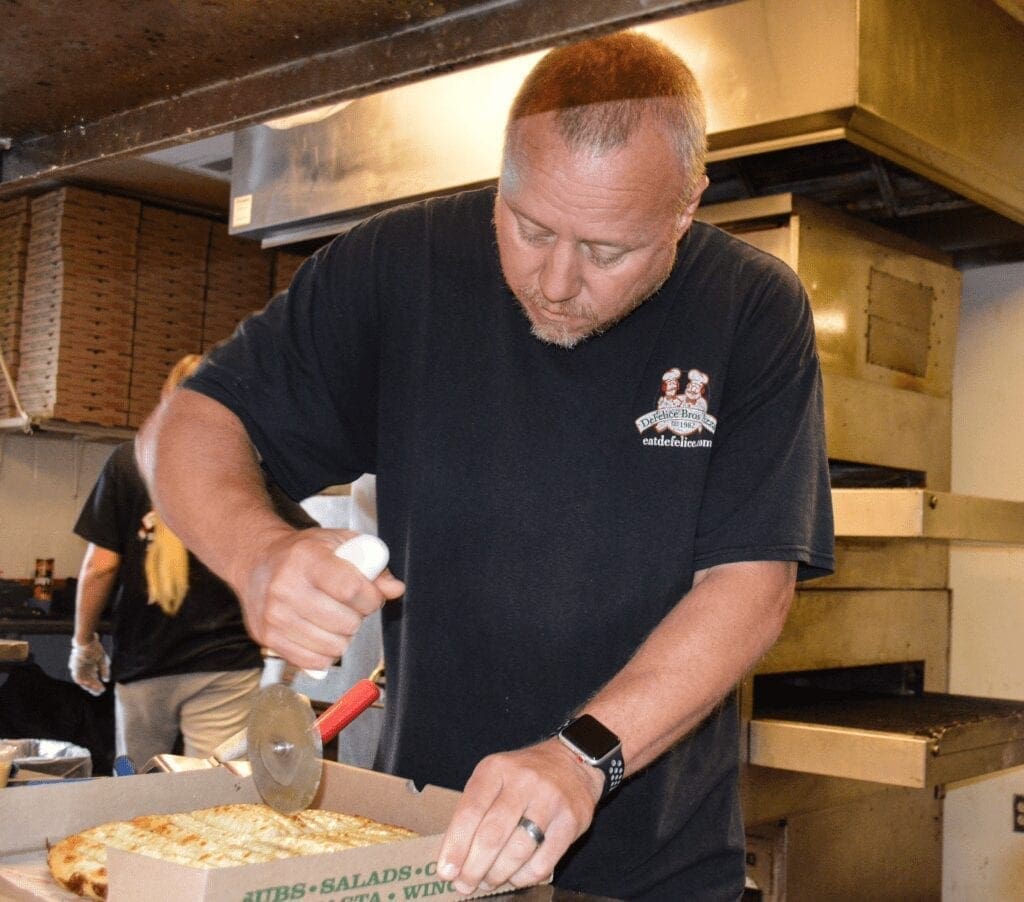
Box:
[137,386,405,670]
[135,388,293,594]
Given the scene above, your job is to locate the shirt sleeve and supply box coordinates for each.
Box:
[692,261,835,581]
[185,219,391,500]
[73,444,136,554]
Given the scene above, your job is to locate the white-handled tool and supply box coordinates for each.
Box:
[261,533,391,682]
[245,534,390,811]
[204,534,390,767]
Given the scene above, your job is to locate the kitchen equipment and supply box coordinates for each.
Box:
[248,677,380,812]
[139,675,380,779]
[242,532,389,811]
[697,195,1024,900]
[141,534,390,807]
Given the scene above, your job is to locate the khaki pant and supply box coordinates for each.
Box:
[114,668,260,769]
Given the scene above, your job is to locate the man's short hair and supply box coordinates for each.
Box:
[503,31,707,200]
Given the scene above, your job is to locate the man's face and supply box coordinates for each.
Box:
[495,111,706,349]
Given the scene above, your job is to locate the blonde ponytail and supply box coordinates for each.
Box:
[142,352,203,615]
[144,512,190,615]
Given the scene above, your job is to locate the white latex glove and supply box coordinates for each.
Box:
[69,634,110,696]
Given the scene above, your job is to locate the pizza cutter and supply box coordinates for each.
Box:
[247,534,390,813]
[248,677,380,812]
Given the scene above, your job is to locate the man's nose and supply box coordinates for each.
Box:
[538,241,582,304]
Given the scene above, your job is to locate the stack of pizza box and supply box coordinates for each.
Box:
[202,224,272,351]
[128,206,211,427]
[0,197,31,419]
[16,187,141,427]
[272,250,307,297]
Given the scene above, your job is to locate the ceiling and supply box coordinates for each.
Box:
[2,0,1023,266]
[0,0,732,196]
[2,1,488,141]
[10,0,1023,155]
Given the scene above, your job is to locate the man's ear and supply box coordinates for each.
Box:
[675,175,710,236]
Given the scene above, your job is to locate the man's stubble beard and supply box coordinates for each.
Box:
[511,248,677,350]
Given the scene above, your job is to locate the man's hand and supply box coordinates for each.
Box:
[69,634,110,696]
[437,738,602,896]
[231,527,405,671]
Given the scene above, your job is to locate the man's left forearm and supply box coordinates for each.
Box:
[581,558,795,777]
[437,558,797,895]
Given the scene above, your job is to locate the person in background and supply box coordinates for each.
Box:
[68,354,316,768]
[137,32,834,901]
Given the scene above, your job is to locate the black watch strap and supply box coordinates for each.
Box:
[596,748,625,799]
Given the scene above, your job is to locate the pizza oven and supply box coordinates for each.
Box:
[693,195,1024,899]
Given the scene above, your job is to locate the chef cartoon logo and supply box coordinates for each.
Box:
[635,368,717,445]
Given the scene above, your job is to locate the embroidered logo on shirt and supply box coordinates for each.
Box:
[635,368,717,447]
[138,510,157,542]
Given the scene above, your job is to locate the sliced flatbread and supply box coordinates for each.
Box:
[47,802,417,900]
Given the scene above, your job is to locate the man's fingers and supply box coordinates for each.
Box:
[246,531,402,667]
[262,606,363,670]
[449,802,524,894]
[437,764,503,883]
[375,570,406,600]
[474,812,553,893]
[438,742,599,896]
[438,753,572,896]
[503,808,578,888]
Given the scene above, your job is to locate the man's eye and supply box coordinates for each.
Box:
[588,248,626,267]
[520,228,552,246]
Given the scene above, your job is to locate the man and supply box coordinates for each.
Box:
[138,32,834,900]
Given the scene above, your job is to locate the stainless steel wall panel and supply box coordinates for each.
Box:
[702,194,961,488]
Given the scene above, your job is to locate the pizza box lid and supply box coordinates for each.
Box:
[0,760,543,900]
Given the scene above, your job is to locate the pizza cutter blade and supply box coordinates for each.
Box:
[248,678,382,813]
[248,683,323,813]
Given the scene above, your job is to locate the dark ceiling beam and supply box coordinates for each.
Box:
[0,0,739,194]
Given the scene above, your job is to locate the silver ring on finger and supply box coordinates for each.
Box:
[517,816,545,846]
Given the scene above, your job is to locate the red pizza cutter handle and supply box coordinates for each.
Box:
[315,678,381,744]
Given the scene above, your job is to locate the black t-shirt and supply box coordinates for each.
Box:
[188,187,834,900]
[74,441,312,683]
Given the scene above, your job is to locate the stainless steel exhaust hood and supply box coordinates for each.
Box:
[229,0,1024,265]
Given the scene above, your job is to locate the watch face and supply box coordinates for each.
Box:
[561,715,620,762]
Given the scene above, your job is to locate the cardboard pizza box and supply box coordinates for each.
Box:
[0,760,549,901]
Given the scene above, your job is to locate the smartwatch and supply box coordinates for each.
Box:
[557,714,624,800]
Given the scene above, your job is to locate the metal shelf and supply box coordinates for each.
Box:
[749,693,1024,788]
[832,488,1024,544]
